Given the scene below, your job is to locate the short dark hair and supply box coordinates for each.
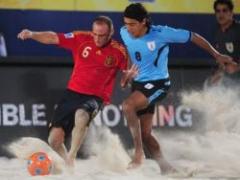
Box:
[124,3,151,27]
[213,0,234,11]
[93,16,114,32]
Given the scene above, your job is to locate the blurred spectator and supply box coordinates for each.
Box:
[0,33,7,57]
[208,0,240,85]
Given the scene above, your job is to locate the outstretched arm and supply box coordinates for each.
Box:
[17,29,59,44]
[191,32,236,68]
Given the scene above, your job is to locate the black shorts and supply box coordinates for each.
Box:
[132,78,170,115]
[49,89,103,137]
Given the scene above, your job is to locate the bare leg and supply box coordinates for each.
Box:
[140,113,176,174]
[67,109,90,167]
[48,127,68,161]
[122,91,148,169]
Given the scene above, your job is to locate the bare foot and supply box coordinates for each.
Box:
[159,160,195,178]
[161,165,177,175]
[64,157,74,174]
[127,161,142,169]
[127,154,144,170]
[166,169,195,178]
[65,155,75,169]
[158,158,177,175]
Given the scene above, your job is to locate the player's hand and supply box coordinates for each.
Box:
[215,54,237,69]
[225,63,240,74]
[124,64,139,79]
[17,29,33,40]
[121,64,139,88]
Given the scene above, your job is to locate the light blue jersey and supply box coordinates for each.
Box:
[120,25,191,82]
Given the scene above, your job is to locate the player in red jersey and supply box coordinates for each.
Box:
[17,16,134,168]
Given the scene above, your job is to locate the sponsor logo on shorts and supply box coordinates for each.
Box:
[164,81,171,86]
[48,122,52,128]
[144,83,154,89]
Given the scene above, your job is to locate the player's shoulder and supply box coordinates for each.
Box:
[110,39,123,47]
[72,31,92,38]
[149,25,174,35]
[120,26,128,35]
[110,40,127,57]
[150,25,168,32]
[120,26,127,31]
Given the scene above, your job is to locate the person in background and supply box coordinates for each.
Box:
[208,0,240,85]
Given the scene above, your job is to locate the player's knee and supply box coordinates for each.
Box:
[48,128,65,149]
[48,137,63,150]
[75,109,90,127]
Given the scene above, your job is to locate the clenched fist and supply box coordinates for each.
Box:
[17,29,33,40]
[215,53,237,69]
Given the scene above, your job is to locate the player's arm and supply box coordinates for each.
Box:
[120,55,131,88]
[120,53,138,88]
[116,44,138,88]
[191,32,236,68]
[17,29,59,44]
[120,64,138,88]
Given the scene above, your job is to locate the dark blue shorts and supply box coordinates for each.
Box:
[132,78,170,115]
[49,89,103,136]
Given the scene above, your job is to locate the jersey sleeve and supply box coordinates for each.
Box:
[118,45,128,71]
[57,32,78,50]
[160,25,191,43]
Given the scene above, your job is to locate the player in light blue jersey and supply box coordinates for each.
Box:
[120,3,235,174]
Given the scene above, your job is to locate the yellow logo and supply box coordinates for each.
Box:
[96,50,101,55]
[104,56,115,67]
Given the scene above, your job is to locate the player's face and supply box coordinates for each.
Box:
[92,23,111,47]
[215,4,233,26]
[124,17,147,38]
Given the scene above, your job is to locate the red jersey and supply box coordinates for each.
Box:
[57,31,128,104]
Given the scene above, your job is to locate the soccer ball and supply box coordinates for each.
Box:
[27,152,52,176]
